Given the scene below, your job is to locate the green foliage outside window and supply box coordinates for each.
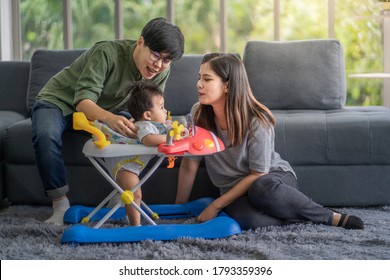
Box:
[72,0,115,49]
[122,0,166,39]
[19,0,386,106]
[20,0,63,59]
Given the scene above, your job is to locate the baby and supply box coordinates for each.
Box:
[104,81,168,226]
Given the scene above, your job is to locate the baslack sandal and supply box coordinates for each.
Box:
[337,213,364,230]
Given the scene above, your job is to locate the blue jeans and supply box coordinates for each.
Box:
[224,171,334,230]
[31,100,72,199]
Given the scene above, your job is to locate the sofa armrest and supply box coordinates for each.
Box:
[0,61,30,116]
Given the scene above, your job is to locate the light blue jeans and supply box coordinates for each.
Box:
[224,171,334,230]
[31,100,72,199]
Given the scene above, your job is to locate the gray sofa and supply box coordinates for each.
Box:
[1,39,390,208]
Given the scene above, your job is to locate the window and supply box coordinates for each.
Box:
[227,0,274,56]
[20,0,63,60]
[174,0,220,54]
[123,0,166,40]
[5,0,389,106]
[72,0,115,49]
[279,0,328,40]
[336,0,384,105]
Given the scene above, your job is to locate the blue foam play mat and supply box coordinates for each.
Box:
[61,197,242,244]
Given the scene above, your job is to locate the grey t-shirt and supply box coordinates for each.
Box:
[204,118,296,195]
[136,121,167,142]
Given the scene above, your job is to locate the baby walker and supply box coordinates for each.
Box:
[61,112,241,244]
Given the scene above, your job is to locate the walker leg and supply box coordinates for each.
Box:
[131,155,165,193]
[82,189,119,223]
[141,201,160,220]
[93,201,123,229]
[121,155,165,223]
[131,202,157,225]
[88,155,164,228]
[88,157,124,193]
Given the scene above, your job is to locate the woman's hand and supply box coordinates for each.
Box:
[196,202,221,223]
[195,170,266,223]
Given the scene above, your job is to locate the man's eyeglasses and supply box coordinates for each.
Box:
[149,49,172,67]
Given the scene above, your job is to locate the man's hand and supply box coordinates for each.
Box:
[75,99,137,138]
[105,115,137,138]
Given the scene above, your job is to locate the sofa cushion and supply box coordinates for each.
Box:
[27,49,86,114]
[243,39,346,110]
[273,106,390,165]
[164,55,203,115]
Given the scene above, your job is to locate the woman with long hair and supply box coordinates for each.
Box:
[175,53,364,230]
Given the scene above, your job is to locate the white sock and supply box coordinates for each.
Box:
[45,197,70,226]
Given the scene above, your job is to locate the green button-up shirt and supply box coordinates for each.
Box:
[37,40,170,116]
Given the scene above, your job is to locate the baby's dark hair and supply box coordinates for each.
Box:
[127,81,164,121]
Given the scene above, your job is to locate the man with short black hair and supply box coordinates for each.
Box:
[31,17,185,225]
